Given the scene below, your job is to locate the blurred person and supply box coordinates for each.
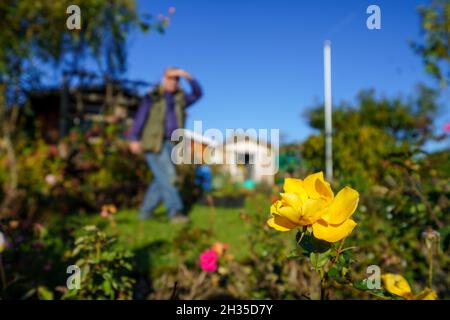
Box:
[194,164,215,230]
[128,67,202,222]
[194,164,214,204]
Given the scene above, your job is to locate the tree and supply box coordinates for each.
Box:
[0,0,168,208]
[302,86,440,189]
[412,0,450,86]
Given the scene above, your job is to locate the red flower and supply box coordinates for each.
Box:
[199,249,218,272]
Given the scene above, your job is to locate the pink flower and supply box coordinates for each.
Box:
[100,204,116,219]
[199,249,218,272]
[100,209,109,218]
[444,122,450,134]
[45,174,57,186]
[47,145,59,157]
[168,6,176,15]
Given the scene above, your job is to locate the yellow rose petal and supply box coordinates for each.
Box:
[272,199,303,225]
[284,178,303,193]
[277,205,302,224]
[284,178,308,201]
[303,172,325,199]
[413,288,438,300]
[267,216,297,232]
[381,274,413,298]
[321,186,359,225]
[280,192,303,211]
[301,198,328,224]
[312,219,357,243]
[270,200,282,214]
[315,178,334,202]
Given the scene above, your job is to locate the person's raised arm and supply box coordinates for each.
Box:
[185,77,203,107]
[170,69,203,107]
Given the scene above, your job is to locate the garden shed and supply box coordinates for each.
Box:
[175,130,276,187]
[219,135,276,186]
[27,71,147,142]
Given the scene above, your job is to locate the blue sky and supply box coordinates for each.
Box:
[125,0,448,145]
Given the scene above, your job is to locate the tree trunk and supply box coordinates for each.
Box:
[0,86,19,215]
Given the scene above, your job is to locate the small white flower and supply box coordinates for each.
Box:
[422,228,440,250]
[0,231,6,253]
[45,174,57,186]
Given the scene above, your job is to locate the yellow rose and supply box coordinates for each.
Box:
[211,242,229,257]
[267,172,359,243]
[413,288,438,300]
[382,273,413,299]
[382,273,438,300]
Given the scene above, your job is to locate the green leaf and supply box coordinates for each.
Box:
[299,234,332,255]
[310,251,330,271]
[37,286,54,300]
[328,267,339,279]
[103,281,112,295]
[353,279,369,290]
[139,22,150,32]
[352,280,403,300]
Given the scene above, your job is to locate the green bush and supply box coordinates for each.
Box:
[64,225,135,300]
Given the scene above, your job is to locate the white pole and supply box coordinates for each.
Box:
[324,40,333,181]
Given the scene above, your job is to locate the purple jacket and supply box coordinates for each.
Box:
[129,79,202,141]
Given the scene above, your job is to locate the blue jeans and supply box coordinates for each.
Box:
[140,141,184,219]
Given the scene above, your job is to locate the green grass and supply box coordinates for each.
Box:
[72,204,256,276]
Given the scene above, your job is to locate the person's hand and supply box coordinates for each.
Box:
[167,68,193,81]
[129,141,142,155]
